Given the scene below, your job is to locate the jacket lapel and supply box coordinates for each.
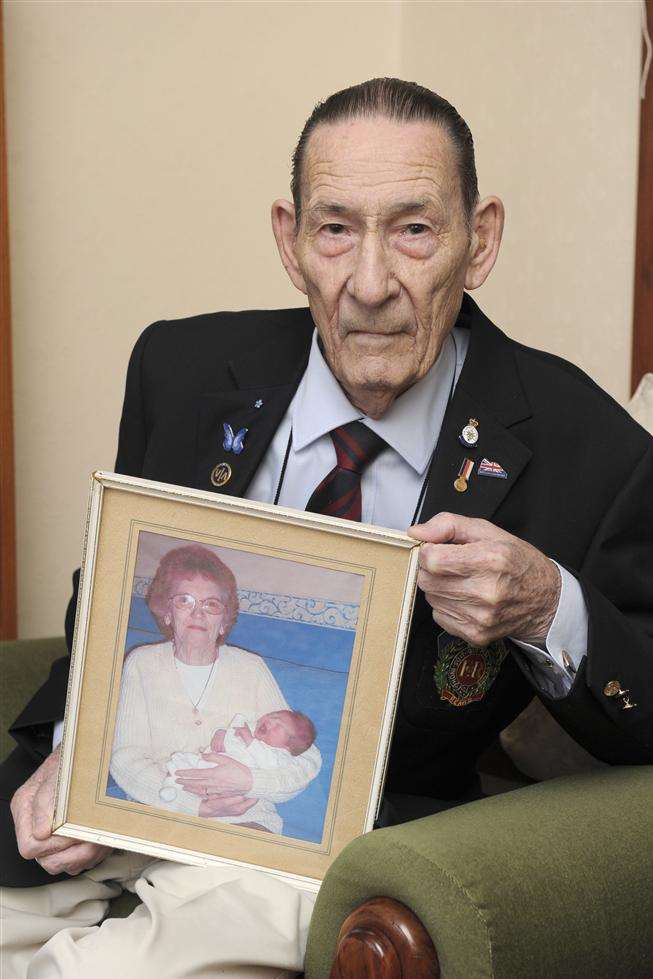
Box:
[195,311,313,497]
[195,297,532,518]
[419,295,533,525]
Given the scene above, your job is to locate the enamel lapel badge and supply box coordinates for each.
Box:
[459,418,479,448]
[478,458,507,479]
[223,423,248,455]
[210,462,232,487]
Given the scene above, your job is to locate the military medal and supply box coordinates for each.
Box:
[454,457,474,492]
[458,418,479,448]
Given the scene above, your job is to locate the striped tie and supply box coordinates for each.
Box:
[305,421,386,522]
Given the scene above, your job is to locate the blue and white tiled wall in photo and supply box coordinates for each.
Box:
[106,577,359,844]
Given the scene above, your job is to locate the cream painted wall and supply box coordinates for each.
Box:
[5,0,642,638]
[402,0,642,397]
[5,0,400,637]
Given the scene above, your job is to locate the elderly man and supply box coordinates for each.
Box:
[2,77,652,978]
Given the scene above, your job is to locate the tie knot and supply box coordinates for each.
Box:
[330,421,386,474]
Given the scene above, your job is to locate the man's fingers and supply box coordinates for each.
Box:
[16,830,76,861]
[418,539,512,585]
[417,542,485,578]
[409,512,509,546]
[37,842,109,877]
[31,781,56,840]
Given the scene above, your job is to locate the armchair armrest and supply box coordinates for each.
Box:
[305,768,653,979]
[1,637,68,761]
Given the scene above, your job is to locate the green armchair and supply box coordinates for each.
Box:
[3,638,652,978]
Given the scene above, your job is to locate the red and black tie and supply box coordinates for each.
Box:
[305,421,386,522]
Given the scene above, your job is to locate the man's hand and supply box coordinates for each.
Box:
[175,753,254,797]
[409,512,561,646]
[10,746,112,876]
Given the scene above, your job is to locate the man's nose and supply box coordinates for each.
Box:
[346,233,400,307]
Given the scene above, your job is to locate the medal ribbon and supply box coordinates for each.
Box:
[458,458,474,481]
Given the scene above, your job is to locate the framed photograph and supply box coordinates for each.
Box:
[54,472,420,890]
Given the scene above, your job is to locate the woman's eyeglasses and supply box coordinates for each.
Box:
[169,594,226,615]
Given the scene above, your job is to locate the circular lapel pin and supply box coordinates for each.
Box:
[211,462,232,487]
[459,418,479,448]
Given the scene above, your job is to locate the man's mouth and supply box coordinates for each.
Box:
[347,330,403,345]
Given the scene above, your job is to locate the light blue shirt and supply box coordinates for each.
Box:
[247,328,587,699]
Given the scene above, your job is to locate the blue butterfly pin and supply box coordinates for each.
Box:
[223,423,248,455]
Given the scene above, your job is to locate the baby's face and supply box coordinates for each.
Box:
[254,711,297,749]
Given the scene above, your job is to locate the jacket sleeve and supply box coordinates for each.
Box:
[526,442,653,763]
[8,323,162,755]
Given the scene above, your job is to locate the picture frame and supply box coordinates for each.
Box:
[53,471,420,891]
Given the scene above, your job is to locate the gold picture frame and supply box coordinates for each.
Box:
[53,471,420,891]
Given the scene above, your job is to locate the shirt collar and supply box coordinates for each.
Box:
[291,329,461,474]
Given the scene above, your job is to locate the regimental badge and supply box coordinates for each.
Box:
[433,635,508,707]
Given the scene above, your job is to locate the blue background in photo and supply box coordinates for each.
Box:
[106,596,355,843]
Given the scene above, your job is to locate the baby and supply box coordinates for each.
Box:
[159,709,316,832]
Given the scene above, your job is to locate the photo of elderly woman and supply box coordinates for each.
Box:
[107,532,362,843]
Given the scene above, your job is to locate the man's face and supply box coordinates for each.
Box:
[290,117,475,415]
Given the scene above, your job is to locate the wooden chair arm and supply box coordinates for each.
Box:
[329,897,440,979]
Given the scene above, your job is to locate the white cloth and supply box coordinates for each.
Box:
[0,850,315,979]
[246,328,588,696]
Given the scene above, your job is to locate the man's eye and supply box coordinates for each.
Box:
[324,224,347,235]
[405,223,428,235]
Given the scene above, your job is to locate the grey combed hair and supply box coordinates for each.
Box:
[290,77,479,230]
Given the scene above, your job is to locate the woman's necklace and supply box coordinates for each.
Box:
[172,645,218,719]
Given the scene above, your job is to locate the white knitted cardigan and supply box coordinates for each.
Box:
[109,641,321,818]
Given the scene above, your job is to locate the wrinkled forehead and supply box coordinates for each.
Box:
[301,116,462,217]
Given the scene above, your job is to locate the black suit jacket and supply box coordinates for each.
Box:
[4,294,653,885]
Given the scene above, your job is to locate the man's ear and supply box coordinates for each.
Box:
[271,199,308,295]
[464,196,505,291]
